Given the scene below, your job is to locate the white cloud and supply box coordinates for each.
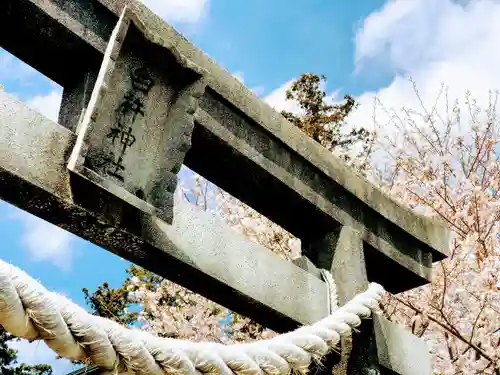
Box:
[264,78,340,114]
[266,0,500,148]
[350,0,500,136]
[0,51,72,270]
[26,90,62,123]
[0,49,63,122]
[141,0,209,23]
[19,211,75,271]
[251,86,266,97]
[264,79,300,114]
[3,202,75,271]
[9,339,75,374]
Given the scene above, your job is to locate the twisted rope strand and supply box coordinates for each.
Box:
[320,269,339,313]
[0,259,384,375]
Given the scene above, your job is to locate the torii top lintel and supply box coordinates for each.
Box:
[0,0,450,294]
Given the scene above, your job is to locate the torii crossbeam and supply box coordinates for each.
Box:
[0,1,449,374]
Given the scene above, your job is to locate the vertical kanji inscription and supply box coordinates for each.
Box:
[99,66,155,181]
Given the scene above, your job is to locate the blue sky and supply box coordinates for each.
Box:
[192,0,391,96]
[1,0,499,373]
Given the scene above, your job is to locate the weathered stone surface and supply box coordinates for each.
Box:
[374,315,433,375]
[59,70,99,133]
[193,109,434,293]
[0,0,448,292]
[0,0,107,86]
[0,0,450,293]
[68,7,207,223]
[327,226,380,375]
[301,228,432,375]
[99,0,450,258]
[292,256,322,280]
[0,91,328,332]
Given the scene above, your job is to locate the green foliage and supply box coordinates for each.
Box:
[0,327,52,375]
[82,278,139,326]
[281,73,372,165]
[82,265,164,327]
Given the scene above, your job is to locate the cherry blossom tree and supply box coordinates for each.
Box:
[373,82,500,374]
[81,75,500,374]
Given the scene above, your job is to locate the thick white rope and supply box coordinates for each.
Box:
[320,269,351,375]
[320,269,338,314]
[0,259,384,375]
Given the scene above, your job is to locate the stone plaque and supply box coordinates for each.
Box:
[68,6,207,223]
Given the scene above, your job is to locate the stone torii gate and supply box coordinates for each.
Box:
[0,1,449,374]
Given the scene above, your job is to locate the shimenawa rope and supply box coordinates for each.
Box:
[0,259,384,375]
